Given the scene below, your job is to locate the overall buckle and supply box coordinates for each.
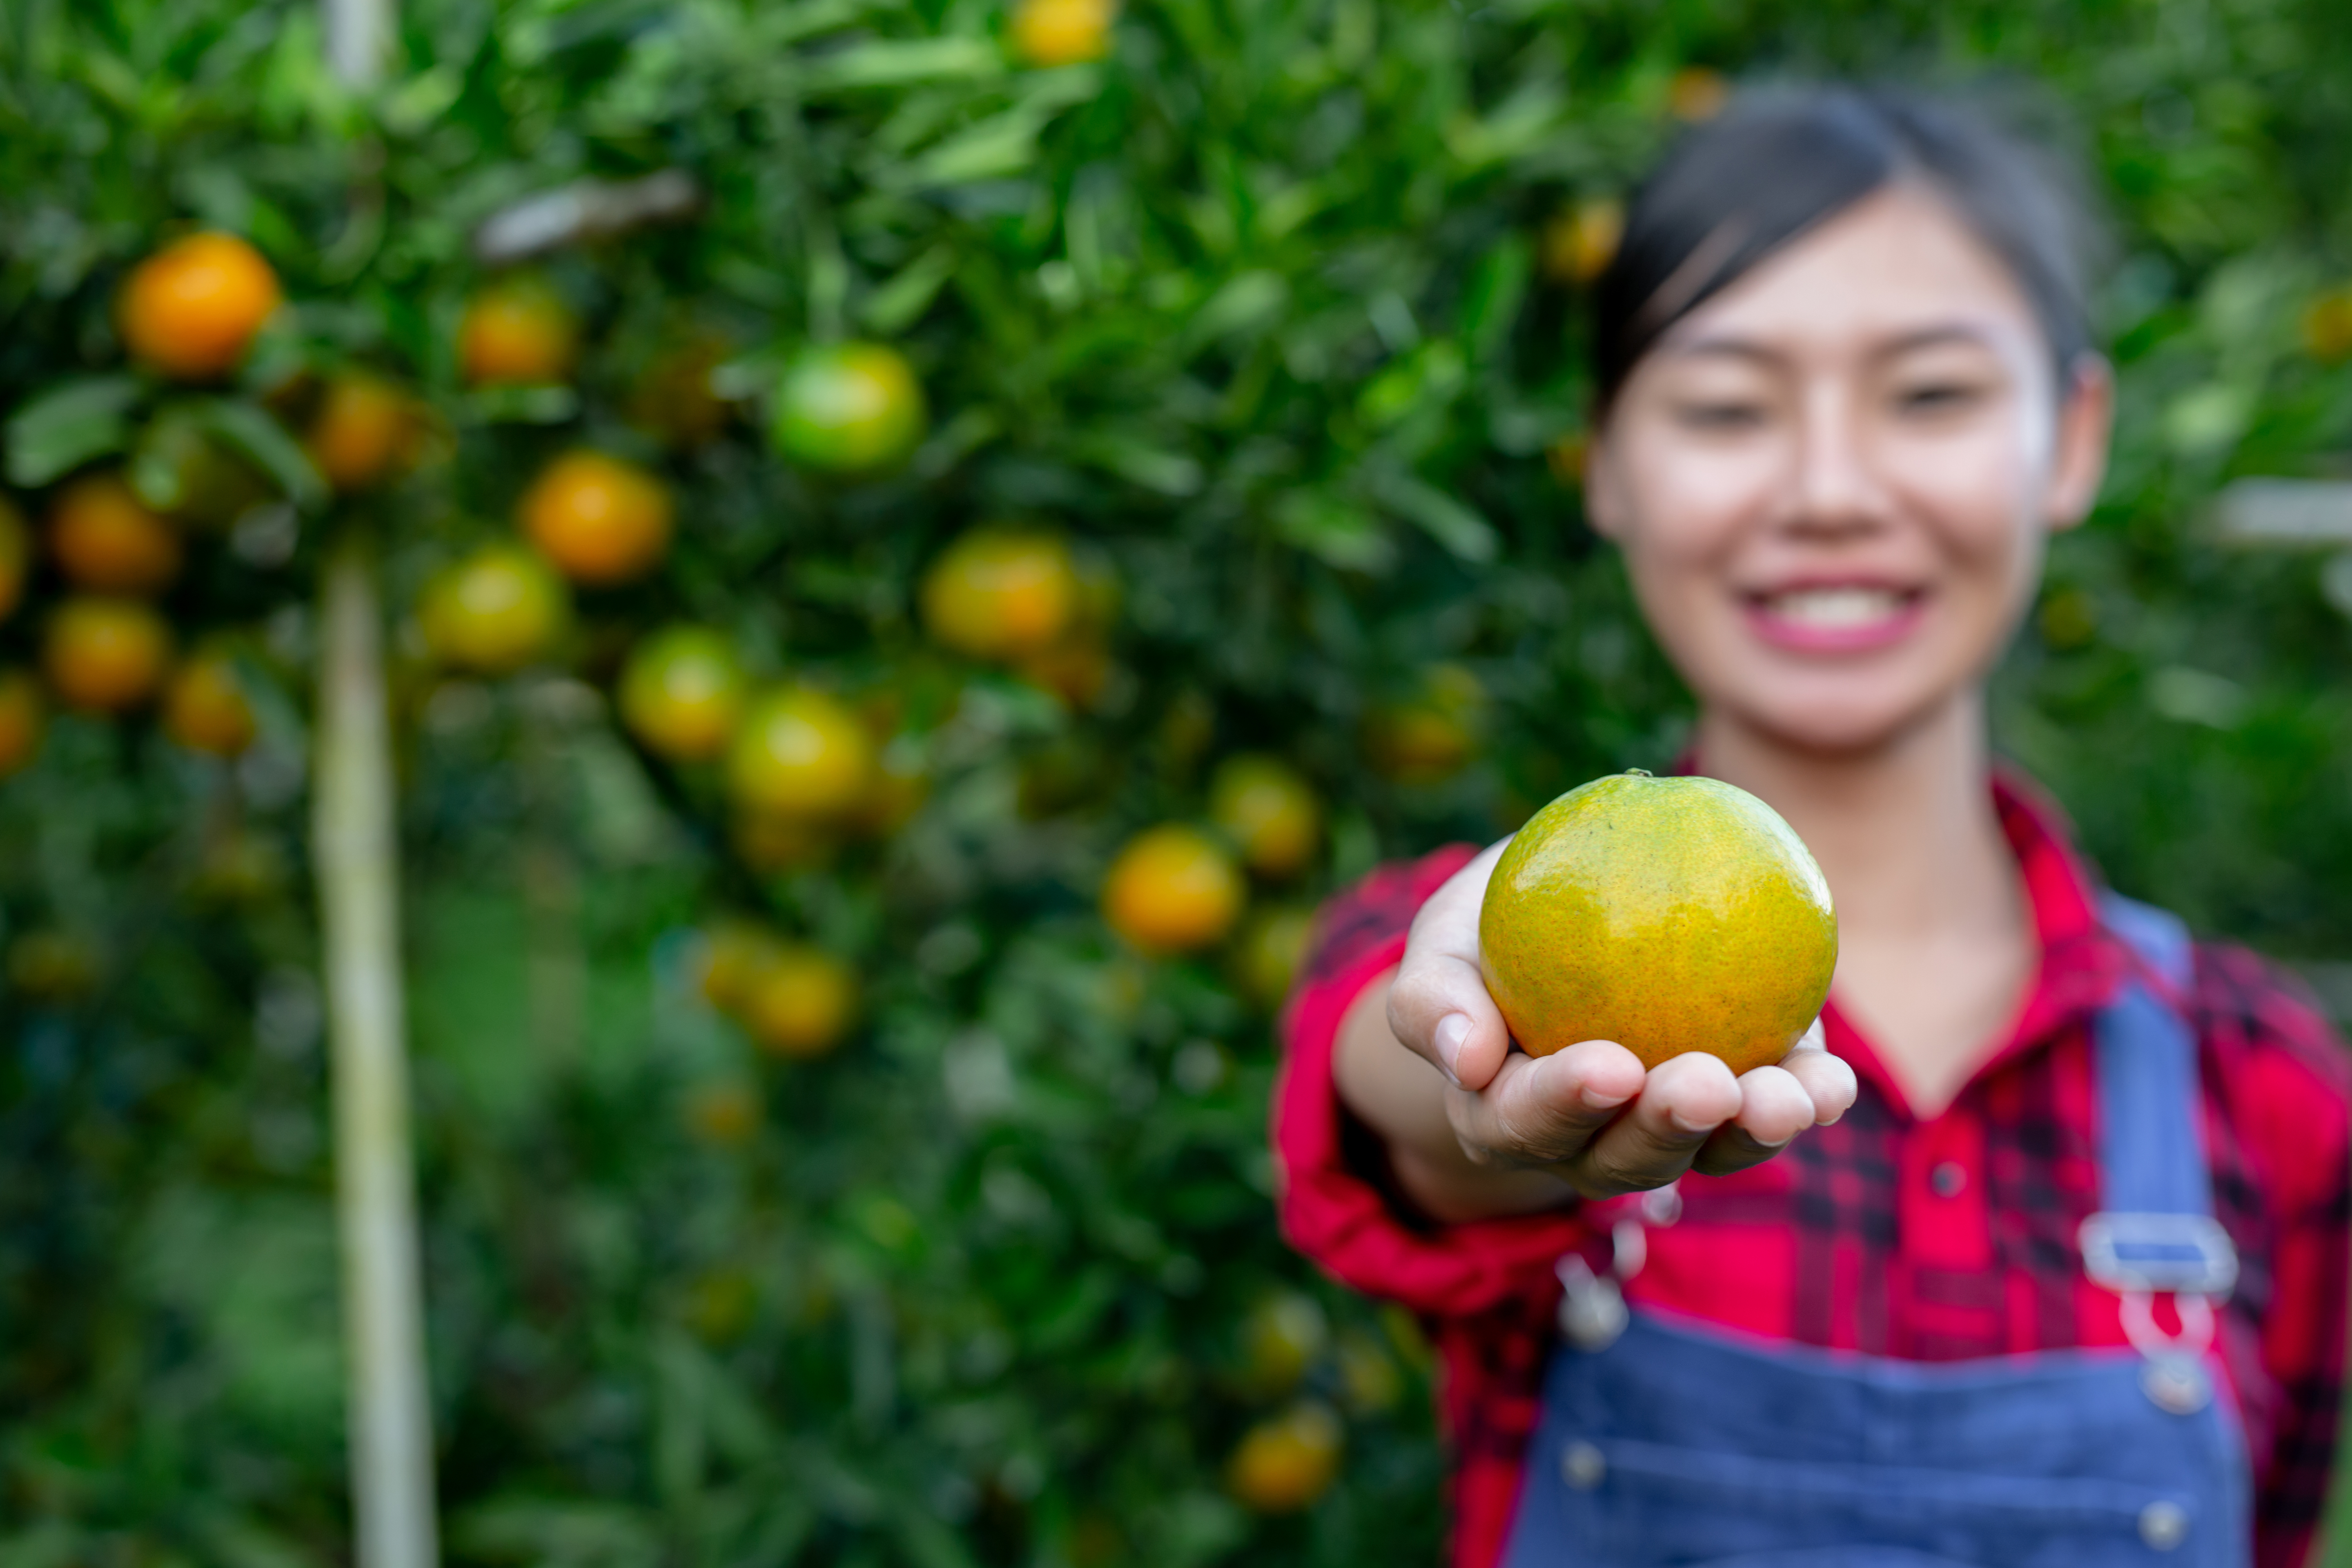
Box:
[2078,1212,2238,1298]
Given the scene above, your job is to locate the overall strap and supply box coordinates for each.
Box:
[2082,893,2238,1300]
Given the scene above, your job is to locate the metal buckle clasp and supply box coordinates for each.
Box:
[2078,1212,2238,1298]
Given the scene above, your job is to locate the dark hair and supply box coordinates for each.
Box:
[1592,85,2101,413]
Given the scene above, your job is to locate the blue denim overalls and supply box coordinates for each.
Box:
[1500,896,2249,1567]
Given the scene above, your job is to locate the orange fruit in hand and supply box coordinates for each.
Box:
[459,276,579,387]
[307,371,418,492]
[1209,754,1322,878]
[921,529,1079,661]
[520,451,674,586]
[771,342,927,474]
[1227,1402,1343,1513]
[725,686,873,819]
[0,668,45,777]
[1101,824,1245,955]
[48,473,182,594]
[43,597,171,712]
[1011,0,1116,65]
[163,652,258,756]
[1480,771,1838,1073]
[118,232,281,380]
[419,546,568,675]
[619,626,744,762]
[733,941,859,1059]
[0,497,29,621]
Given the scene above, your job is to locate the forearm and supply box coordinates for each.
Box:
[1332,968,1577,1224]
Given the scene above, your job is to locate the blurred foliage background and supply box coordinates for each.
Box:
[3,0,2352,1564]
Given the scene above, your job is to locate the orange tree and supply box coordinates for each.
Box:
[6,2,2352,1565]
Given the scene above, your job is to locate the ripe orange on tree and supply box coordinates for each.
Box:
[1227,1401,1343,1513]
[43,597,171,713]
[0,668,45,778]
[1101,824,1246,955]
[1010,0,1116,66]
[1541,196,1624,285]
[306,370,419,492]
[459,275,580,387]
[771,341,927,474]
[47,473,182,595]
[419,545,569,675]
[519,451,674,586]
[921,528,1080,661]
[733,941,859,1060]
[1363,663,1486,784]
[1208,753,1322,878]
[725,685,873,820]
[619,626,744,762]
[0,497,28,621]
[118,232,281,380]
[162,651,258,757]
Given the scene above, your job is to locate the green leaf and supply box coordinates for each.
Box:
[1375,473,1499,563]
[799,37,1004,91]
[860,244,958,335]
[190,400,326,513]
[1273,491,1396,573]
[5,376,143,488]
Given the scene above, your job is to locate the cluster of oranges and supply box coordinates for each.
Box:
[1218,1289,1411,1512]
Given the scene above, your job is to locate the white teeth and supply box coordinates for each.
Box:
[1765,587,1907,627]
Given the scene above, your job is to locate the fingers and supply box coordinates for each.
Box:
[1780,1031,1857,1127]
[1562,1051,1742,1197]
[1690,1064,1813,1176]
[1387,839,1512,1089]
[1443,1038,1648,1165]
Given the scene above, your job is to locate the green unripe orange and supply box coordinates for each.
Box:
[1479,771,1836,1074]
[771,342,927,474]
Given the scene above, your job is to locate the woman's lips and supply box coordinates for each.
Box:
[1742,585,1926,653]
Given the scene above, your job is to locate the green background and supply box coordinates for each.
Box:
[4,0,2352,1564]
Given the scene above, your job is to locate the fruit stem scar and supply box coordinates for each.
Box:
[1623,768,1653,777]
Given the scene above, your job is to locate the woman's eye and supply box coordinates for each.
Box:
[1895,380,1989,416]
[1672,400,1769,432]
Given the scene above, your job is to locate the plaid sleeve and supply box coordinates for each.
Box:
[2193,944,2352,1568]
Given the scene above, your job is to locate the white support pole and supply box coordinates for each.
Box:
[315,4,440,1568]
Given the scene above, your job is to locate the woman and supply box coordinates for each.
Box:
[1275,87,2349,1568]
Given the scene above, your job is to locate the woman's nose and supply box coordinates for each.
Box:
[1787,388,1891,533]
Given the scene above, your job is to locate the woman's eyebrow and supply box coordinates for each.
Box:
[1662,321,2005,364]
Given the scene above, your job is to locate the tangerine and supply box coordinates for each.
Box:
[1541,196,1624,285]
[118,232,281,380]
[520,450,674,586]
[771,341,927,473]
[1231,904,1315,1010]
[1010,0,1116,66]
[1227,1402,1342,1513]
[0,668,45,777]
[43,597,171,712]
[419,545,568,675]
[162,651,258,756]
[459,276,579,387]
[306,371,418,492]
[921,528,1079,660]
[725,685,874,819]
[48,473,182,594]
[1239,1291,1330,1398]
[0,497,28,621]
[733,942,859,1059]
[1208,754,1322,878]
[1479,771,1838,1073]
[693,920,771,1013]
[1101,824,1246,955]
[619,626,744,762]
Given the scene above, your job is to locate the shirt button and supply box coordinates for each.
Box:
[1929,1161,1968,1198]
[2138,1499,2189,1550]
[1561,1441,1606,1490]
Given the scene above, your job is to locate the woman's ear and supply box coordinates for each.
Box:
[1582,425,1626,542]
[2045,354,2114,532]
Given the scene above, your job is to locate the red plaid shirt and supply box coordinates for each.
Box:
[1274,776,2350,1568]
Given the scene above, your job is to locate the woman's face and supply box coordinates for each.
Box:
[1585,186,2111,757]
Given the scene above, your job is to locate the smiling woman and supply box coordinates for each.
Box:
[1281,85,2349,1568]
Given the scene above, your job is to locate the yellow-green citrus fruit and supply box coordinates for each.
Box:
[519,450,674,586]
[43,597,172,712]
[1335,1329,1403,1414]
[1479,772,1837,1073]
[1227,1401,1343,1513]
[1232,904,1315,1010]
[1101,824,1245,954]
[725,685,873,819]
[1363,664,1485,784]
[1240,1290,1329,1397]
[118,232,281,380]
[2303,287,2352,364]
[1541,196,1624,285]
[734,942,858,1059]
[921,528,1079,661]
[419,546,568,675]
[1209,754,1322,878]
[0,668,45,777]
[162,652,258,756]
[1011,0,1116,66]
[459,275,580,387]
[619,626,745,762]
[771,342,927,473]
[307,371,419,492]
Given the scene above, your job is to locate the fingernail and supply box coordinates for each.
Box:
[1579,1083,1631,1111]
[1435,1014,1470,1078]
[1669,1109,1720,1135]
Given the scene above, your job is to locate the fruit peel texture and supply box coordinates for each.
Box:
[1479,773,1837,1074]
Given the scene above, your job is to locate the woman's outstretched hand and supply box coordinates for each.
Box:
[1383,840,1859,1200]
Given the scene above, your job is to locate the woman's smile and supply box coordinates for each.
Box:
[1740,580,1929,654]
